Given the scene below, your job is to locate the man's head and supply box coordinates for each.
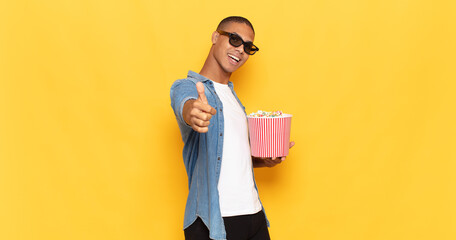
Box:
[210,16,258,74]
[216,16,255,35]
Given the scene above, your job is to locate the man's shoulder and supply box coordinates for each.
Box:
[173,77,197,85]
[171,71,201,87]
[170,74,199,98]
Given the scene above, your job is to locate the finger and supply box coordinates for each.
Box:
[209,106,217,115]
[194,111,213,122]
[196,82,208,104]
[200,119,210,127]
[289,141,295,149]
[193,126,208,133]
[196,102,216,115]
[194,118,210,128]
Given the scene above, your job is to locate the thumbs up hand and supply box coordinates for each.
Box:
[183,82,217,133]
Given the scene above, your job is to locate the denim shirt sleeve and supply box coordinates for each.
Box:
[170,79,198,140]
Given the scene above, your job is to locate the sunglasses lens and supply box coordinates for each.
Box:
[229,34,243,47]
[245,43,258,55]
[244,43,253,54]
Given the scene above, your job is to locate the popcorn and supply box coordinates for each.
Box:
[248,110,283,118]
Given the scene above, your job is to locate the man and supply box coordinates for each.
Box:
[170,16,294,240]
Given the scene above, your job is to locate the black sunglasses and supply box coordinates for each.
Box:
[217,30,259,55]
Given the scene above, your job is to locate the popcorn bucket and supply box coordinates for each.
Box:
[247,114,292,158]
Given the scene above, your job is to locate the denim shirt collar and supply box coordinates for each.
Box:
[188,70,235,89]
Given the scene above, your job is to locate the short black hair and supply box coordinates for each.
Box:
[216,16,255,34]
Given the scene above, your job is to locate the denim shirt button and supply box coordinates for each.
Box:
[220,108,223,112]
[220,133,223,136]
[218,157,221,160]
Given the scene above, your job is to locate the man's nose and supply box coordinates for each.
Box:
[235,44,245,54]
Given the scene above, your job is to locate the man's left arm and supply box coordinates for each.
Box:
[252,141,295,168]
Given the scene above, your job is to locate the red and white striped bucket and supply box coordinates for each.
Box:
[247,114,292,158]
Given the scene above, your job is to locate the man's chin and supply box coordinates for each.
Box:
[223,64,242,73]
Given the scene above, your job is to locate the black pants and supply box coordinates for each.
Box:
[184,211,271,240]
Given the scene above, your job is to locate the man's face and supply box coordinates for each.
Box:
[212,22,255,73]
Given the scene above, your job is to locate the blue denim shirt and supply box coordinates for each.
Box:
[170,71,268,240]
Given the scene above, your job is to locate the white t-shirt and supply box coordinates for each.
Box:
[212,80,262,217]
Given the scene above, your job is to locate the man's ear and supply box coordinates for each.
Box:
[212,31,219,45]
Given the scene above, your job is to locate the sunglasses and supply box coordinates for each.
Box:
[217,30,259,55]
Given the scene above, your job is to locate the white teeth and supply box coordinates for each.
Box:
[228,54,240,62]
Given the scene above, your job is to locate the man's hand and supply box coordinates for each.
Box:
[253,141,295,168]
[183,82,217,133]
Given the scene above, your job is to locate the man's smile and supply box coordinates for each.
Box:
[228,53,240,63]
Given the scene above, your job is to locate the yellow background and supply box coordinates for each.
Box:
[1,0,455,239]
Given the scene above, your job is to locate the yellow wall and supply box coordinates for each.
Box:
[1,0,455,239]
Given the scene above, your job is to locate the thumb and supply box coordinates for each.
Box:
[196,82,208,104]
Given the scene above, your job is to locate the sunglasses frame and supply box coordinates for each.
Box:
[216,30,259,55]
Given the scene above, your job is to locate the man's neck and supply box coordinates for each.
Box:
[199,53,231,85]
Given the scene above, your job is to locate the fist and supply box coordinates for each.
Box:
[183,82,217,133]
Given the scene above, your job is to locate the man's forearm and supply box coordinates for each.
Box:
[252,156,283,168]
[252,157,266,168]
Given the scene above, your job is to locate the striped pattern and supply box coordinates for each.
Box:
[247,114,292,158]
